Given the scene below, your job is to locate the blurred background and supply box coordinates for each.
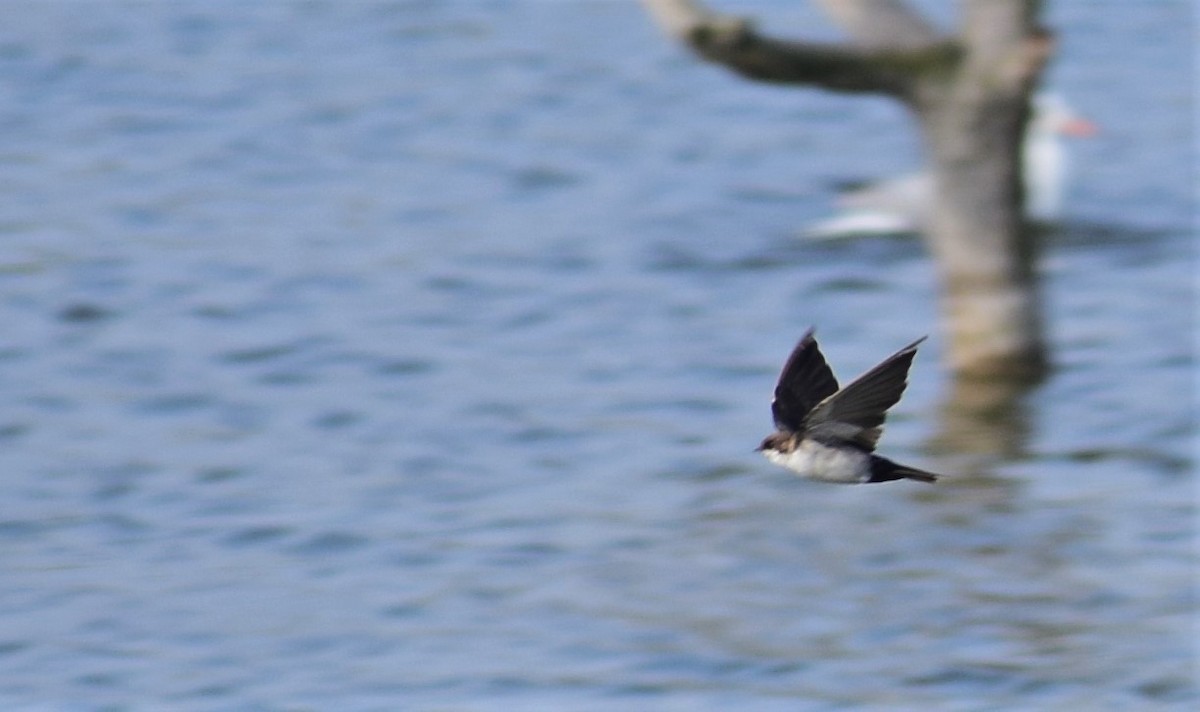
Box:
[0,1,1194,709]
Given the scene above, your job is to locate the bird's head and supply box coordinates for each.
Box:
[756,431,794,454]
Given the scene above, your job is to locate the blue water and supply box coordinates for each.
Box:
[0,2,1194,710]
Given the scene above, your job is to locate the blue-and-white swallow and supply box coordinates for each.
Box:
[757,329,940,484]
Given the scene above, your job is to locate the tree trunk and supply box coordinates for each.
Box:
[641,0,1053,380]
[910,0,1049,378]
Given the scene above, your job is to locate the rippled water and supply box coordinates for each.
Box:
[0,2,1194,710]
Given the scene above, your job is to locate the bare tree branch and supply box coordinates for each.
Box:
[640,0,955,97]
[814,0,940,49]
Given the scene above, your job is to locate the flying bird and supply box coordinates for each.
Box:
[757,329,940,484]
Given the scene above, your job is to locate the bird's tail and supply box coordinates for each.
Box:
[869,456,939,484]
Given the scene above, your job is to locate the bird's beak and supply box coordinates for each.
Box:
[1061,117,1098,137]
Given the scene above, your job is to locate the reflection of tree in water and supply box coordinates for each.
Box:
[922,218,1182,478]
[922,219,1180,482]
[925,371,1036,484]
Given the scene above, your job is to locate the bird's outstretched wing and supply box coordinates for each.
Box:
[805,336,926,450]
[771,329,839,432]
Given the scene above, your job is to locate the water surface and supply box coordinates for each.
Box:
[0,2,1194,710]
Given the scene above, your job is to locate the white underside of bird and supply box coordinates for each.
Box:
[761,438,871,484]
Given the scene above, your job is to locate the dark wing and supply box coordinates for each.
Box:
[770,329,839,432]
[804,336,926,450]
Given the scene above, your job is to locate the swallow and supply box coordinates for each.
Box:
[756,329,940,484]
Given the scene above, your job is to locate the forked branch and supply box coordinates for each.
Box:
[641,0,956,98]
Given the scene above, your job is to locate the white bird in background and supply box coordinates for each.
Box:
[806,94,1097,239]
